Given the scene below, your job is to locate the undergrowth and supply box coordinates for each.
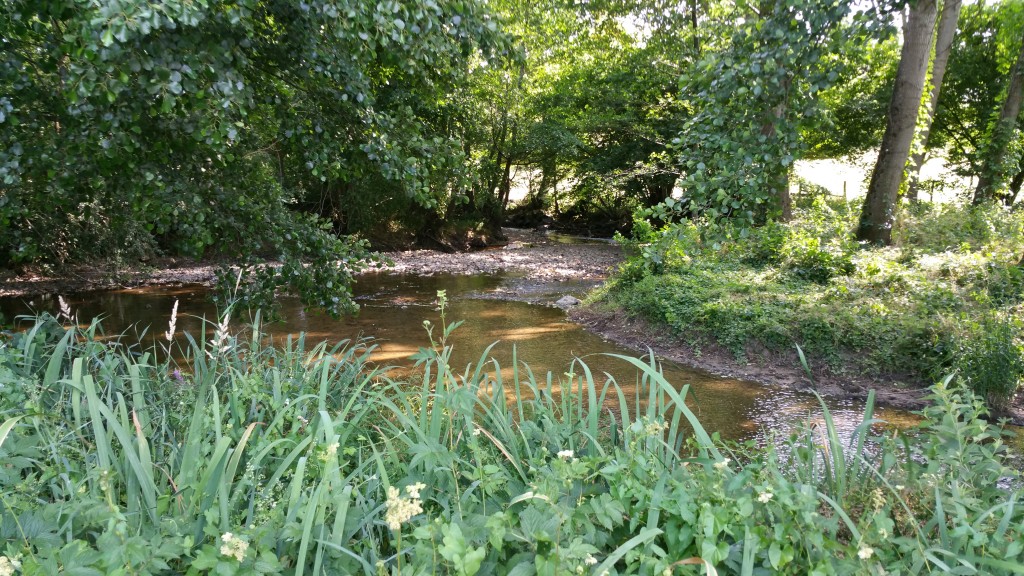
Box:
[610,199,1024,408]
[0,301,1022,575]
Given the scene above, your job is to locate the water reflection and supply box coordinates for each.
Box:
[1,273,924,445]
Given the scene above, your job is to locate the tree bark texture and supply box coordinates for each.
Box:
[973,38,1024,204]
[857,0,938,245]
[906,0,962,202]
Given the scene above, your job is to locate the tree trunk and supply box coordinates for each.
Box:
[974,38,1024,204]
[499,158,514,209]
[1007,167,1024,204]
[906,0,962,202]
[691,1,700,55]
[857,0,938,245]
[757,0,792,222]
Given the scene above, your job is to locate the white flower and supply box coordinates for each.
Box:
[385,485,424,531]
[557,450,574,460]
[219,532,249,562]
[894,484,904,491]
[757,492,773,503]
[713,458,731,471]
[858,546,874,560]
[405,482,427,500]
[472,427,482,436]
[584,554,597,566]
[58,295,73,323]
[326,443,339,457]
[0,556,21,576]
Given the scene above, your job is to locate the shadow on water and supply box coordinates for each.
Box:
[0,272,938,446]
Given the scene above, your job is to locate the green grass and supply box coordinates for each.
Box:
[609,199,1024,407]
[0,306,1022,575]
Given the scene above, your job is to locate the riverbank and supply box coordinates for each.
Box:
[0,228,622,298]
[599,201,1024,425]
[3,224,1022,424]
[570,305,932,413]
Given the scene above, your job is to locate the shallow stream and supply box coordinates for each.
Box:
[1,271,927,445]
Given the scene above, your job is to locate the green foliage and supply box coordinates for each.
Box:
[609,202,1024,404]
[0,0,508,313]
[1,311,1023,574]
[932,0,1024,184]
[805,34,899,159]
[661,0,883,230]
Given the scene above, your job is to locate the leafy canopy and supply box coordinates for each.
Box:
[0,0,508,314]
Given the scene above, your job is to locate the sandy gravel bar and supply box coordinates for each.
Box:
[376,228,623,281]
[0,229,624,297]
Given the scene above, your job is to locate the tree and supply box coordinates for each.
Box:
[664,0,864,232]
[973,36,1024,204]
[804,35,899,160]
[906,0,963,202]
[857,0,938,245]
[0,0,507,314]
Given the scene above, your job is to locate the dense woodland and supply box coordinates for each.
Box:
[2,1,1023,304]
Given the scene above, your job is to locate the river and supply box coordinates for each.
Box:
[0,269,924,445]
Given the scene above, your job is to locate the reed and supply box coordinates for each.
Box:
[0,308,1021,575]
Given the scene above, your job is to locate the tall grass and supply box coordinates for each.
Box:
[1,306,1022,575]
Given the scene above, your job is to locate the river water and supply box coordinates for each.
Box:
[0,270,927,445]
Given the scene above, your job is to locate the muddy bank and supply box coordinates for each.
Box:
[570,305,1024,426]
[0,228,622,298]
[0,258,228,299]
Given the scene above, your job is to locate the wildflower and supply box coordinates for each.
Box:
[857,546,874,560]
[0,556,21,576]
[713,458,731,471]
[165,299,179,342]
[384,485,424,531]
[405,482,426,499]
[219,532,249,562]
[757,492,773,503]
[584,554,597,566]
[870,487,885,510]
[557,449,574,460]
[472,427,482,436]
[894,484,904,491]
